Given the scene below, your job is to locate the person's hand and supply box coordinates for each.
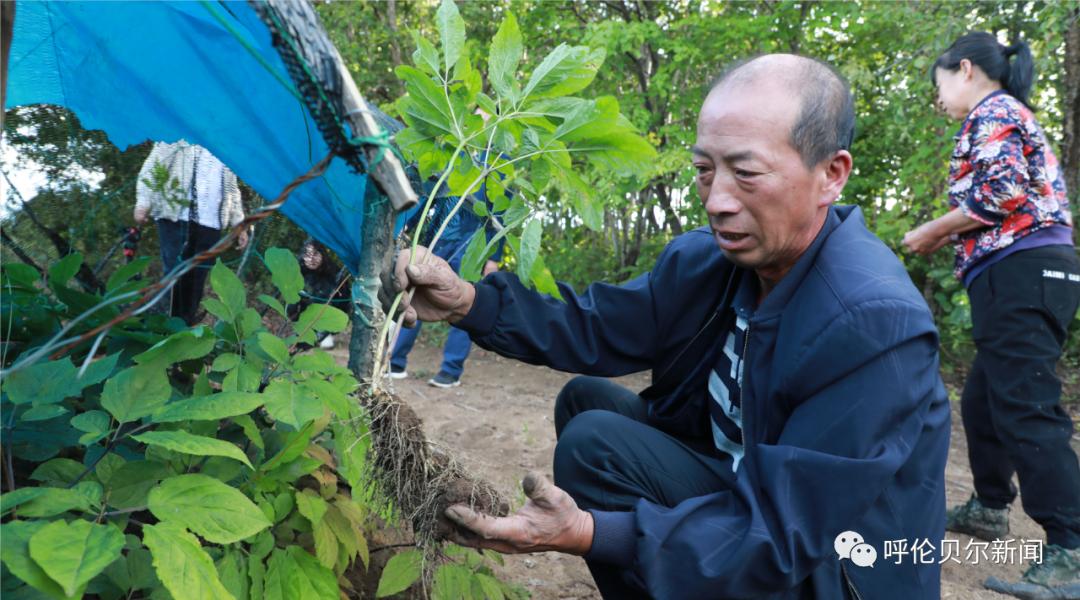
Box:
[133,207,149,225]
[443,473,594,556]
[394,247,475,326]
[482,259,499,277]
[236,228,250,250]
[903,222,950,256]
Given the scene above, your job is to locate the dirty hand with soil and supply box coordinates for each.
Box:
[394,247,475,326]
[395,249,596,557]
[445,472,595,556]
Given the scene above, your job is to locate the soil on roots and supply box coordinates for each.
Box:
[357,387,508,547]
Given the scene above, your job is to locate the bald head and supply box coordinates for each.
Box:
[709,54,855,167]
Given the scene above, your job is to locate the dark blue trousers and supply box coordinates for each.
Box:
[156,219,220,325]
[552,376,737,598]
[962,245,1080,549]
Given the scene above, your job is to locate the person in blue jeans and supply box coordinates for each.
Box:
[390,189,504,388]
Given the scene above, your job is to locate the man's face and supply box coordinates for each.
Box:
[693,79,835,285]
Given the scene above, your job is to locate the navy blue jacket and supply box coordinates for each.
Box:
[456,206,951,599]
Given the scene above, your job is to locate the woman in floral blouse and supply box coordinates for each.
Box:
[904,32,1079,597]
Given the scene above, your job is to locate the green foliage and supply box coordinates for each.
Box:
[392,0,656,296]
[0,253,378,599]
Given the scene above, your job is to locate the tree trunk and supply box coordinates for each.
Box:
[347,195,396,381]
[1062,6,1080,224]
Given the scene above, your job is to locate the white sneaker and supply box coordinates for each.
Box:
[318,335,335,349]
[388,366,408,379]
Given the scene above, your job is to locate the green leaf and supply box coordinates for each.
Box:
[264,248,303,304]
[70,410,112,446]
[142,522,237,600]
[216,548,250,600]
[48,252,83,288]
[488,13,522,101]
[296,304,349,335]
[435,0,465,75]
[475,573,505,600]
[261,423,314,472]
[263,547,338,600]
[21,405,69,422]
[3,262,41,287]
[17,485,94,517]
[152,392,264,423]
[432,563,472,600]
[133,327,215,367]
[376,549,422,597]
[459,231,489,283]
[258,294,288,319]
[332,418,369,490]
[295,489,328,526]
[263,380,322,428]
[209,260,246,321]
[411,32,441,76]
[522,45,604,100]
[516,219,542,285]
[302,378,350,419]
[233,415,265,450]
[0,520,76,598]
[29,458,86,487]
[28,519,124,597]
[0,488,47,515]
[4,358,82,405]
[148,474,270,544]
[103,460,170,509]
[221,361,263,393]
[396,65,455,137]
[257,332,290,365]
[106,256,151,293]
[529,255,563,301]
[312,521,338,569]
[323,505,364,568]
[100,365,171,423]
[248,552,266,600]
[79,352,120,387]
[133,431,253,469]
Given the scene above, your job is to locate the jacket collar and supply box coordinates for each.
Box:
[748,204,852,320]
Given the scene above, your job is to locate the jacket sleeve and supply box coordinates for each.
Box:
[588,299,942,598]
[454,245,676,377]
[135,142,167,214]
[223,168,244,227]
[958,113,1030,225]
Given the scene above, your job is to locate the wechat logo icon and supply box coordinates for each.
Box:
[835,530,877,568]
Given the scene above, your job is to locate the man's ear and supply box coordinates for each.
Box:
[818,150,853,207]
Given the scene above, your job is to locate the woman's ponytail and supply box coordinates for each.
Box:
[1003,40,1034,107]
[932,32,1037,110]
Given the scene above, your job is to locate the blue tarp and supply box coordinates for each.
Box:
[6,0,407,273]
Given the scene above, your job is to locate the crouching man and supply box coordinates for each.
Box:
[396,54,950,599]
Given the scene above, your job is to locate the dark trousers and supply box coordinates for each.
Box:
[156,219,221,325]
[552,376,737,597]
[962,244,1080,549]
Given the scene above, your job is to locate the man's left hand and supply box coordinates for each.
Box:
[236,228,250,250]
[482,260,499,277]
[444,473,594,556]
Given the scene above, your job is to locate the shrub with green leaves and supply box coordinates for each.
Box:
[0,251,369,599]
[391,0,656,291]
[0,251,518,599]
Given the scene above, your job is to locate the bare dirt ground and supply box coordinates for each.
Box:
[349,337,1080,600]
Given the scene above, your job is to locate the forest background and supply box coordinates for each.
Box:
[4,0,1079,390]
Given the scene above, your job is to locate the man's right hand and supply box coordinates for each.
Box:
[133,207,149,225]
[394,247,475,326]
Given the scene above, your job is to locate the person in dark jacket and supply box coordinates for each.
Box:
[291,239,349,349]
[394,54,950,599]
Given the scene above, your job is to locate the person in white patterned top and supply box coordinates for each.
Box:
[134,140,248,324]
